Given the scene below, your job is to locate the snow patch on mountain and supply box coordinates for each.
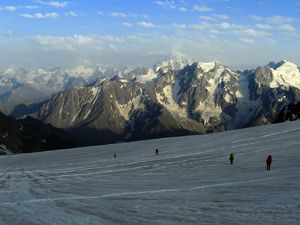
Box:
[156,84,187,118]
[196,101,222,125]
[116,96,145,120]
[135,69,158,84]
[0,144,12,155]
[268,60,300,89]
[0,76,17,89]
[90,87,100,96]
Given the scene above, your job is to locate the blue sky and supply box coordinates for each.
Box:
[0,0,300,69]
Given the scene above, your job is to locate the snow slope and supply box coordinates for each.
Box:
[0,121,299,225]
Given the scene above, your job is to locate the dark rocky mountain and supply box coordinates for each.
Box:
[275,102,300,123]
[8,57,300,146]
[0,111,80,154]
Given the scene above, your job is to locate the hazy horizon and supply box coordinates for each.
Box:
[0,0,299,70]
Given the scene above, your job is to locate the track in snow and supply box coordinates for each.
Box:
[0,121,299,225]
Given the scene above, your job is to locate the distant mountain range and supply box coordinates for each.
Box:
[0,53,190,114]
[1,54,300,148]
[5,55,300,146]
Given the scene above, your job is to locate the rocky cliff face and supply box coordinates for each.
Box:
[15,58,300,145]
[246,60,300,126]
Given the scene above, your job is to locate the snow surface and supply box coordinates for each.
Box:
[0,121,300,224]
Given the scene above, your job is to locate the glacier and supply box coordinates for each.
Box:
[0,120,299,224]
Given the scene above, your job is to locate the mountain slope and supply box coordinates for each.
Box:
[0,111,80,154]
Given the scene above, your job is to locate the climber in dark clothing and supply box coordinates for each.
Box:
[266,155,272,171]
[155,149,159,155]
[229,153,234,165]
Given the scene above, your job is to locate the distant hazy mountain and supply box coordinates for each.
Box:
[15,56,300,145]
[2,67,87,95]
[0,75,48,114]
[0,54,190,115]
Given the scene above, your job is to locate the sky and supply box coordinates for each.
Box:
[0,0,300,70]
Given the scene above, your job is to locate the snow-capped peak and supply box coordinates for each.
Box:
[198,61,218,73]
[268,60,300,89]
[266,59,291,70]
[154,52,192,73]
[134,52,192,84]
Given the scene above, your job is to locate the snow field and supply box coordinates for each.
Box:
[0,120,299,224]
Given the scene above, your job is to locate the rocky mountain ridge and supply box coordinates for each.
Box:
[15,57,300,145]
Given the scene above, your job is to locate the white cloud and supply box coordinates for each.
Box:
[256,22,296,34]
[23,5,39,9]
[35,1,68,8]
[235,28,270,37]
[250,15,262,21]
[20,12,59,19]
[244,28,270,37]
[215,14,229,20]
[266,16,293,25]
[252,16,296,35]
[200,16,214,21]
[278,24,296,33]
[155,1,176,9]
[31,35,98,50]
[256,23,273,30]
[66,11,77,17]
[98,35,125,43]
[107,12,148,19]
[179,7,187,12]
[193,5,214,12]
[171,23,187,29]
[1,32,299,70]
[189,22,211,30]
[240,38,256,45]
[0,5,39,11]
[109,12,127,18]
[155,1,164,6]
[109,44,117,51]
[200,15,229,21]
[155,0,191,12]
[217,22,236,29]
[251,15,294,25]
[209,29,219,34]
[137,21,156,28]
[122,22,134,27]
[3,6,17,11]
